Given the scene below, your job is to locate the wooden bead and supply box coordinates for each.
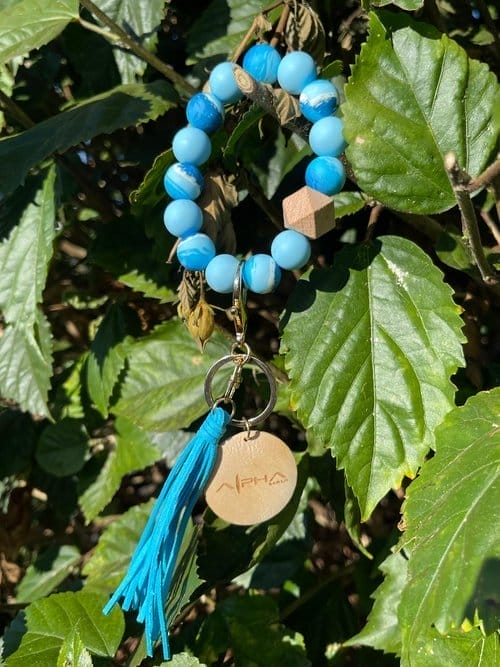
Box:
[282,185,336,239]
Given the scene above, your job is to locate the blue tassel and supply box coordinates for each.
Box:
[103,406,231,660]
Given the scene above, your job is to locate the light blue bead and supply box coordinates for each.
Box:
[242,254,281,294]
[305,156,346,196]
[163,199,203,238]
[186,93,224,134]
[209,62,243,104]
[172,126,211,165]
[277,51,316,94]
[177,233,216,270]
[271,230,311,270]
[242,44,281,84]
[205,254,239,293]
[299,79,339,123]
[164,162,204,200]
[309,116,347,157]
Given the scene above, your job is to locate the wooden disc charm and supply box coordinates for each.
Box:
[205,431,297,525]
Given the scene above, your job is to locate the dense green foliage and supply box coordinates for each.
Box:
[0,1,499,665]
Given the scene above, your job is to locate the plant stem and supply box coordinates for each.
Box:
[78,0,196,96]
[78,17,120,41]
[480,209,500,245]
[0,89,34,128]
[270,2,290,47]
[444,151,498,285]
[467,156,500,192]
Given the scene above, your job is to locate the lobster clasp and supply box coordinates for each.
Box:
[230,263,247,345]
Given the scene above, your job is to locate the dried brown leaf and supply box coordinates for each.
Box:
[187,298,215,351]
[198,172,238,254]
[285,1,325,65]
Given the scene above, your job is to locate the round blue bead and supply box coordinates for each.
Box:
[209,62,243,104]
[186,93,224,134]
[205,254,239,293]
[164,162,204,200]
[242,254,281,294]
[277,51,316,94]
[172,126,211,165]
[305,156,346,196]
[299,79,339,123]
[242,44,281,84]
[163,199,203,238]
[271,230,311,270]
[177,233,216,271]
[309,116,347,157]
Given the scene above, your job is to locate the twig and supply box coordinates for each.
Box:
[444,151,498,285]
[233,65,310,139]
[270,2,290,48]
[0,89,34,128]
[364,203,384,241]
[78,17,120,41]
[467,156,500,192]
[78,0,196,95]
[480,209,500,245]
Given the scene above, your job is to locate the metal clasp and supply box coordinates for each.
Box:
[230,263,247,345]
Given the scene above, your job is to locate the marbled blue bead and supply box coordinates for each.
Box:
[172,126,211,165]
[271,230,311,270]
[277,51,316,94]
[242,44,281,84]
[209,62,243,104]
[309,116,347,157]
[164,162,204,200]
[299,79,339,123]
[177,233,216,270]
[205,254,239,293]
[163,199,203,238]
[305,156,346,196]
[186,93,224,134]
[242,254,281,294]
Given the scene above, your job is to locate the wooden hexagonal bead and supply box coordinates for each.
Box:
[282,186,336,239]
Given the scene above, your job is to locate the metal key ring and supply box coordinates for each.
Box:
[204,354,277,427]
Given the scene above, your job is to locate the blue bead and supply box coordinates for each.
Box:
[209,62,243,104]
[299,79,339,123]
[164,162,204,200]
[172,126,211,165]
[205,254,239,293]
[242,44,281,84]
[177,233,216,270]
[277,51,316,94]
[309,116,347,157]
[163,199,203,238]
[271,230,311,270]
[186,93,224,134]
[242,254,281,294]
[305,156,346,196]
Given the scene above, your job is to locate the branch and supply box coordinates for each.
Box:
[467,156,500,192]
[78,0,196,96]
[444,151,498,286]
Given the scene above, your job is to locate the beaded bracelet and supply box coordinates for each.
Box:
[163,43,348,295]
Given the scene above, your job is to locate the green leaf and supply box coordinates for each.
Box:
[0,64,14,130]
[79,416,159,522]
[164,655,206,667]
[343,481,372,559]
[56,628,93,667]
[92,0,165,83]
[186,0,277,64]
[118,269,177,302]
[398,389,500,661]
[4,591,124,667]
[223,105,266,168]
[343,12,499,214]
[130,148,174,214]
[196,595,310,666]
[281,236,465,518]
[112,320,230,432]
[16,545,81,603]
[0,409,36,477]
[83,500,154,594]
[405,626,499,667]
[86,303,141,417]
[0,168,56,416]
[253,130,311,200]
[0,81,176,199]
[345,551,407,654]
[332,191,365,219]
[36,418,89,477]
[369,0,423,9]
[0,0,78,65]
